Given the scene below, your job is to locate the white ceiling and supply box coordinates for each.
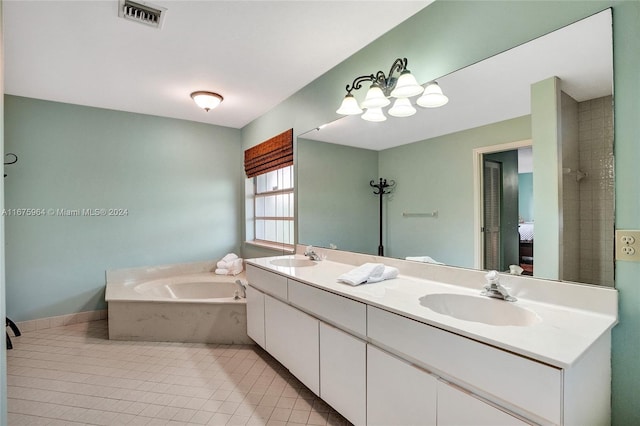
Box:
[303,9,613,150]
[3,0,432,129]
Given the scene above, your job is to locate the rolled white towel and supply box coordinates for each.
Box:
[367,266,399,283]
[338,263,385,286]
[405,256,444,265]
[222,253,238,263]
[215,268,229,275]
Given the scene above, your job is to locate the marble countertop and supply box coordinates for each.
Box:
[247,254,618,369]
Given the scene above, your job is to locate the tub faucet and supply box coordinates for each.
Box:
[481,270,516,302]
[304,245,322,261]
[234,280,247,299]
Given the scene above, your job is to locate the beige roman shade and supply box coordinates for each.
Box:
[244,128,293,178]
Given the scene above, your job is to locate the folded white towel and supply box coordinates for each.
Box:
[222,253,238,263]
[367,266,399,283]
[217,259,237,269]
[338,263,385,286]
[228,258,244,275]
[214,258,244,276]
[405,256,444,265]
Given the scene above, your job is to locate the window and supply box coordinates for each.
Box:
[253,165,294,247]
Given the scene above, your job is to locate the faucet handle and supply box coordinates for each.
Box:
[485,270,499,284]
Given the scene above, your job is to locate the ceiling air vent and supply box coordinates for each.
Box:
[118,0,166,29]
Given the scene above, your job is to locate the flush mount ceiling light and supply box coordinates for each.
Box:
[190,91,224,112]
[336,58,448,122]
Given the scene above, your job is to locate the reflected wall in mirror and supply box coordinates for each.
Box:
[297,9,614,287]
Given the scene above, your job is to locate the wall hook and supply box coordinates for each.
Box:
[4,153,18,177]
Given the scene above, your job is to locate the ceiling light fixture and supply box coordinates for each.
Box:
[190,91,223,112]
[336,58,448,122]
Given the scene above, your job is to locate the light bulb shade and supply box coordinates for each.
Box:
[191,91,223,111]
[336,94,363,115]
[361,107,387,122]
[416,82,449,108]
[361,84,391,109]
[390,70,424,98]
[388,97,417,118]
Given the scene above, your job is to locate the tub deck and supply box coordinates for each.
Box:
[106,260,252,344]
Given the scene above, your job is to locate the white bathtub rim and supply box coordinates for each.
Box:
[106,271,246,303]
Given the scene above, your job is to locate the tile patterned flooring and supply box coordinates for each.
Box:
[6,320,351,426]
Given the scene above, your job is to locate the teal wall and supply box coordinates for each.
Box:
[297,138,378,254]
[243,2,640,423]
[518,173,533,221]
[380,116,530,267]
[4,96,243,321]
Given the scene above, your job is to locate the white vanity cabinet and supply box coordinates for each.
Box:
[367,305,561,424]
[246,260,614,426]
[367,344,437,426]
[319,322,366,426]
[245,286,265,348]
[264,294,320,395]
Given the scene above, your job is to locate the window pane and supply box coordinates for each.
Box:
[264,220,277,242]
[265,195,276,217]
[275,193,285,217]
[266,169,278,191]
[256,174,267,193]
[255,196,265,217]
[255,219,265,240]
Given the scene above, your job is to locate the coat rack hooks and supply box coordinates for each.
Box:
[4,153,18,177]
[370,178,396,256]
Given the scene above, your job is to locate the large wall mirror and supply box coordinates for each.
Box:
[297,9,614,287]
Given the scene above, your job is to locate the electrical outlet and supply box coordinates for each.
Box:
[616,230,640,261]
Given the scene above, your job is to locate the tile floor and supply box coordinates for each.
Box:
[6,320,351,426]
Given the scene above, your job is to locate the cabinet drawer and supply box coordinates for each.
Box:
[288,279,366,337]
[367,306,561,424]
[246,264,287,300]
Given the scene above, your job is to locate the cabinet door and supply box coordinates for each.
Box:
[367,344,437,426]
[319,323,366,426]
[437,380,528,426]
[246,286,265,348]
[264,295,320,395]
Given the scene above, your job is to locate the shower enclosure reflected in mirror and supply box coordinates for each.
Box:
[297,9,614,286]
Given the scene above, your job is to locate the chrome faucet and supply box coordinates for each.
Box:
[304,246,322,261]
[481,270,516,302]
[234,280,247,299]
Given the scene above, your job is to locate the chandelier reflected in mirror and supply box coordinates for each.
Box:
[336,58,448,122]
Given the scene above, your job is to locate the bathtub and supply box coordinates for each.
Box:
[105,261,252,344]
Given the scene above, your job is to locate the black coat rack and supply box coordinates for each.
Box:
[370,178,395,256]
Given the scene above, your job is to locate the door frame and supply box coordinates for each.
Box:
[472,139,532,270]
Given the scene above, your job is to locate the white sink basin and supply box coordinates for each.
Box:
[419,293,540,327]
[270,258,317,268]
